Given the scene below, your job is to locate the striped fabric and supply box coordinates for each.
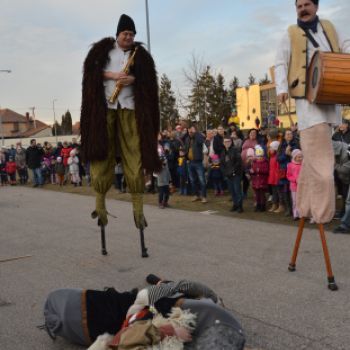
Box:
[148,280,218,306]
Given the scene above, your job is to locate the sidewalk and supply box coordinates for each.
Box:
[1,186,349,349]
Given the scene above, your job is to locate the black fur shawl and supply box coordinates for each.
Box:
[80,38,162,173]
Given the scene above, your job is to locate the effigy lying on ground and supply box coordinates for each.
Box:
[41,275,246,349]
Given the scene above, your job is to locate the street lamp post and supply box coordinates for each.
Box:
[53,99,57,144]
[0,70,12,146]
[145,0,151,53]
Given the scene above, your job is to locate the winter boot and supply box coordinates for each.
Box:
[214,191,218,196]
[274,205,285,213]
[237,205,244,213]
[230,205,238,212]
[221,191,225,196]
[254,204,260,212]
[269,204,278,212]
[170,185,176,193]
[285,192,293,217]
[260,204,266,212]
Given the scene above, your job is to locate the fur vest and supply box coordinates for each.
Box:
[80,37,162,173]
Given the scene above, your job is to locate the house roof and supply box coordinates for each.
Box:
[1,108,50,137]
[72,122,80,134]
[17,125,51,137]
[1,109,29,122]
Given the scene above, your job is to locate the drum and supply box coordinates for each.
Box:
[307,50,350,104]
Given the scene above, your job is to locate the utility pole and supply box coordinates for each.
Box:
[0,70,11,146]
[53,100,57,144]
[145,0,151,53]
[0,107,4,147]
[29,107,36,129]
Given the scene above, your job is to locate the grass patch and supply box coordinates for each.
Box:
[16,170,343,231]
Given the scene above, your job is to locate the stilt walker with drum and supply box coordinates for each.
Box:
[275,0,350,290]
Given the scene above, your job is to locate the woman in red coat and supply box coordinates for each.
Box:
[61,141,72,184]
[250,147,269,212]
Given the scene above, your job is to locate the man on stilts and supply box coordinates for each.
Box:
[275,0,350,289]
[80,14,162,257]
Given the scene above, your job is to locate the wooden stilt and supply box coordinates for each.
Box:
[288,217,306,271]
[288,218,338,291]
[318,224,338,291]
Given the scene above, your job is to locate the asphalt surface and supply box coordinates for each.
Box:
[1,186,350,350]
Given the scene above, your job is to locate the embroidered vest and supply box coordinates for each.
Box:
[287,19,340,98]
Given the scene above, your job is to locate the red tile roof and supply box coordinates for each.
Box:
[72,122,80,134]
[1,108,50,137]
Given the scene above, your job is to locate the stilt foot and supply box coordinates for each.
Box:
[288,264,296,272]
[142,248,149,258]
[328,276,338,291]
[99,216,108,256]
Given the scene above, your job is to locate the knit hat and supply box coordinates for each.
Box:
[292,149,303,159]
[163,143,171,149]
[247,148,255,158]
[175,125,182,131]
[57,142,63,146]
[268,128,279,139]
[255,145,265,157]
[116,14,136,37]
[269,141,280,151]
[179,145,186,151]
[57,157,62,161]
[9,156,13,160]
[212,155,220,161]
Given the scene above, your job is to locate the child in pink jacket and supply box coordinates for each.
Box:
[287,149,303,221]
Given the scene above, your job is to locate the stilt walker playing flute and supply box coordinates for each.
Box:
[80,14,162,257]
[275,0,350,289]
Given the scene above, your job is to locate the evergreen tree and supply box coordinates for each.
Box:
[228,76,239,108]
[61,110,72,134]
[159,74,179,130]
[259,73,271,86]
[248,73,256,85]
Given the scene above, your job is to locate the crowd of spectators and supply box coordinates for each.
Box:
[1,117,350,234]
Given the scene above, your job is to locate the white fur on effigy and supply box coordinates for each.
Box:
[87,307,197,350]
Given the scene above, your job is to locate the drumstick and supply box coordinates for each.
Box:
[284,102,295,128]
[0,255,34,263]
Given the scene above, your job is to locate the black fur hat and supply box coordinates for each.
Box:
[116,14,136,37]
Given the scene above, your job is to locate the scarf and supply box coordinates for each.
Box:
[297,15,319,33]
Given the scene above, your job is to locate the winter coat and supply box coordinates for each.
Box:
[43,147,54,159]
[251,159,269,190]
[6,161,17,174]
[206,165,225,181]
[55,162,66,175]
[185,132,205,162]
[287,161,302,192]
[276,140,298,185]
[177,156,187,177]
[8,148,17,159]
[0,160,7,175]
[220,146,243,179]
[75,153,86,176]
[213,134,225,155]
[268,153,280,186]
[15,153,26,168]
[61,147,72,167]
[333,141,350,185]
[49,163,56,175]
[115,164,124,175]
[170,138,183,156]
[26,145,44,169]
[1,150,10,162]
[163,150,175,170]
[68,156,79,174]
[15,147,26,155]
[53,146,63,159]
[157,163,171,187]
[332,128,350,144]
[231,135,242,149]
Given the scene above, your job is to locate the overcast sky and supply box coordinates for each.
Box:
[0,0,349,125]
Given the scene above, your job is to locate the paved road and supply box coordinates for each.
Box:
[1,187,349,350]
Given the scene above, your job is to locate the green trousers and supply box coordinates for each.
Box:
[90,108,146,229]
